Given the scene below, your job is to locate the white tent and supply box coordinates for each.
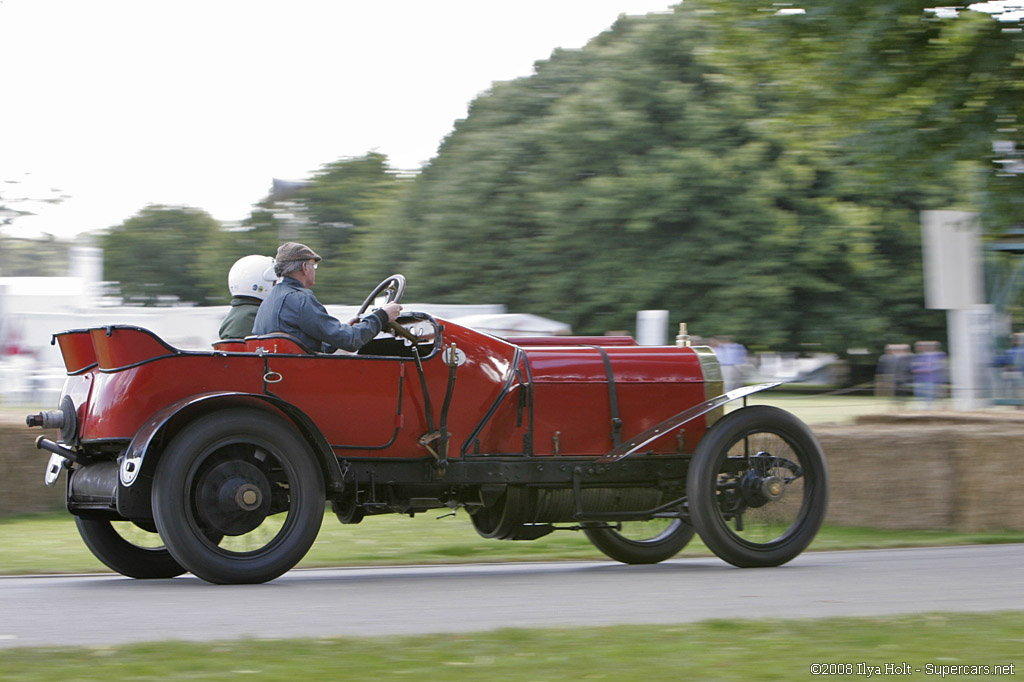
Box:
[451,313,571,338]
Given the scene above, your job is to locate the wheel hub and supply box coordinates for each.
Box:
[738,469,786,508]
[235,483,263,510]
[197,460,273,536]
[761,475,785,501]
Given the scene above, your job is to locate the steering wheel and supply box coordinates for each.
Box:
[356,275,418,344]
[357,274,406,316]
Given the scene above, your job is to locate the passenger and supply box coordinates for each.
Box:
[218,255,277,340]
[252,242,402,353]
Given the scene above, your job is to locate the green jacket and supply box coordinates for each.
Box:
[219,296,261,339]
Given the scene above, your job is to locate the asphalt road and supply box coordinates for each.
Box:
[2,544,1022,649]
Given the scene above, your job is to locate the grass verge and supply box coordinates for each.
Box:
[1,510,1022,576]
[1,613,1021,680]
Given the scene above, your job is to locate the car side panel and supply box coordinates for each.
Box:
[522,346,709,456]
[60,323,714,462]
[81,356,267,442]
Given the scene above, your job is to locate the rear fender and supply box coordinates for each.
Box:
[118,392,343,492]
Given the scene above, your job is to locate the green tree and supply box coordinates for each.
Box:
[0,178,70,276]
[749,2,1024,231]
[392,0,1024,352]
[268,153,414,304]
[83,0,1024,356]
[228,205,290,260]
[102,205,226,305]
[0,234,71,277]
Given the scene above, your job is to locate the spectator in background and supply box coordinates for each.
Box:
[893,344,914,399]
[219,255,277,340]
[1001,332,1024,408]
[875,343,913,402]
[875,344,898,397]
[911,340,947,409]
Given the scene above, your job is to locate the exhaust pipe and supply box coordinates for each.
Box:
[26,395,79,445]
[26,410,65,429]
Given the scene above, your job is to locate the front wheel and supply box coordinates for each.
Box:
[75,517,186,579]
[687,405,828,568]
[152,409,325,584]
[582,518,696,564]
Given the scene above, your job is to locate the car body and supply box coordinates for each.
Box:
[27,281,828,584]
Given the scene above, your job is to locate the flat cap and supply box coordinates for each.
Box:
[275,242,321,264]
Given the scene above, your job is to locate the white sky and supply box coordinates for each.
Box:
[0,0,675,240]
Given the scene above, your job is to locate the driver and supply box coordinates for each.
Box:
[252,242,402,353]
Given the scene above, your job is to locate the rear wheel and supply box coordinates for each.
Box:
[75,517,186,579]
[152,409,324,584]
[687,405,828,568]
[583,518,695,564]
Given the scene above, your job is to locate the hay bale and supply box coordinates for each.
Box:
[815,426,956,530]
[0,420,65,515]
[815,420,1024,532]
[948,426,1024,531]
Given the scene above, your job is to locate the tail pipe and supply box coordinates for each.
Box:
[26,410,65,429]
[26,395,79,446]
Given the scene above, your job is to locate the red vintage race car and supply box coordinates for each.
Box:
[27,276,828,584]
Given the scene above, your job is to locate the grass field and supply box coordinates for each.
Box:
[1,614,1021,680]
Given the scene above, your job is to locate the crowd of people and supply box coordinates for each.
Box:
[874,341,948,408]
[876,334,1024,409]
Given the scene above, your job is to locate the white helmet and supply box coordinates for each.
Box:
[228,255,276,300]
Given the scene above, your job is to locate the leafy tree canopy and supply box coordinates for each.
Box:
[101,205,226,305]
[91,1,1024,356]
[390,0,1023,351]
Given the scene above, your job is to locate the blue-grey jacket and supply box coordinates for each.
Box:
[252,277,389,353]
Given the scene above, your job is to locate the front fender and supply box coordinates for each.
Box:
[596,382,783,463]
[118,392,343,491]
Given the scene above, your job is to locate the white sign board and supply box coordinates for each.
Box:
[921,210,983,310]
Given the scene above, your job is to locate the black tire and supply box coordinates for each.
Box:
[583,519,696,564]
[75,517,186,579]
[152,409,325,584]
[687,405,828,568]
